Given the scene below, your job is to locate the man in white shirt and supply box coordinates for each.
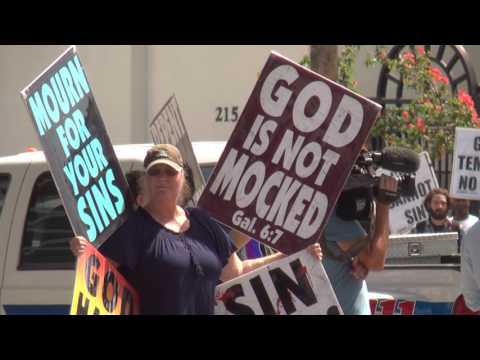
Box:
[450,197,479,252]
[461,220,480,313]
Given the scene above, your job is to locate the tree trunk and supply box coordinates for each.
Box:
[310,45,338,80]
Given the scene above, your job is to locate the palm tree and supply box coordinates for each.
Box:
[310,45,338,80]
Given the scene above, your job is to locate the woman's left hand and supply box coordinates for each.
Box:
[307,242,322,261]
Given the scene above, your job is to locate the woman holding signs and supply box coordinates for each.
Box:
[71,144,322,315]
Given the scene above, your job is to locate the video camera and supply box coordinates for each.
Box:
[336,147,420,222]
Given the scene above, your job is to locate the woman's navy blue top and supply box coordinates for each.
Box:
[99,207,236,315]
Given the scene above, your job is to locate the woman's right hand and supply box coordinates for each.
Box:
[69,236,88,257]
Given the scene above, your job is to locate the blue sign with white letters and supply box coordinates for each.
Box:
[20,46,134,248]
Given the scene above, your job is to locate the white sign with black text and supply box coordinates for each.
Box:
[214,249,342,315]
[450,127,480,200]
[377,151,439,234]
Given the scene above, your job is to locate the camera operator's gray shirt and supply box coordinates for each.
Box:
[322,212,370,315]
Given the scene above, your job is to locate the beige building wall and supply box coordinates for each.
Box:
[0,45,135,156]
[0,45,309,157]
[2,45,480,157]
[147,45,309,142]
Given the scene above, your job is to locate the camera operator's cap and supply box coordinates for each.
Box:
[144,144,184,173]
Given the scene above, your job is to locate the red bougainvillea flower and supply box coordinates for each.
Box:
[428,67,449,85]
[417,46,426,55]
[407,123,414,129]
[457,89,480,126]
[473,112,480,126]
[402,111,409,120]
[429,66,444,82]
[458,89,475,110]
[471,107,480,125]
[416,117,426,133]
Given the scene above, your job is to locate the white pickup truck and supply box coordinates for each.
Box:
[367,260,461,315]
[0,142,462,315]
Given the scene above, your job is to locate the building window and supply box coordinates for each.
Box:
[19,172,75,270]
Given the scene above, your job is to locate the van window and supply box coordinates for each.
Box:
[19,172,75,270]
[0,174,11,217]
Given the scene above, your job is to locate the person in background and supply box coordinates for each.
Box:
[450,197,478,251]
[453,198,479,314]
[460,220,480,314]
[411,188,460,234]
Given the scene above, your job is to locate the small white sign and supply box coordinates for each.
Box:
[214,249,342,315]
[450,127,480,200]
[377,152,439,234]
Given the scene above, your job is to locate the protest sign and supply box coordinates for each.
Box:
[450,127,480,200]
[378,151,439,234]
[70,242,140,315]
[149,94,206,206]
[199,52,382,254]
[20,46,134,248]
[214,248,342,315]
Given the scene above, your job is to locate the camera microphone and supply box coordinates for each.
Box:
[371,147,420,173]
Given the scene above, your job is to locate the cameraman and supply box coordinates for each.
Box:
[321,175,398,315]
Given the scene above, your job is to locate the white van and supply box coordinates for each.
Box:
[0,141,463,315]
[0,142,226,315]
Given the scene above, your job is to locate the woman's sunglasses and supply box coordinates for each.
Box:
[147,166,179,177]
